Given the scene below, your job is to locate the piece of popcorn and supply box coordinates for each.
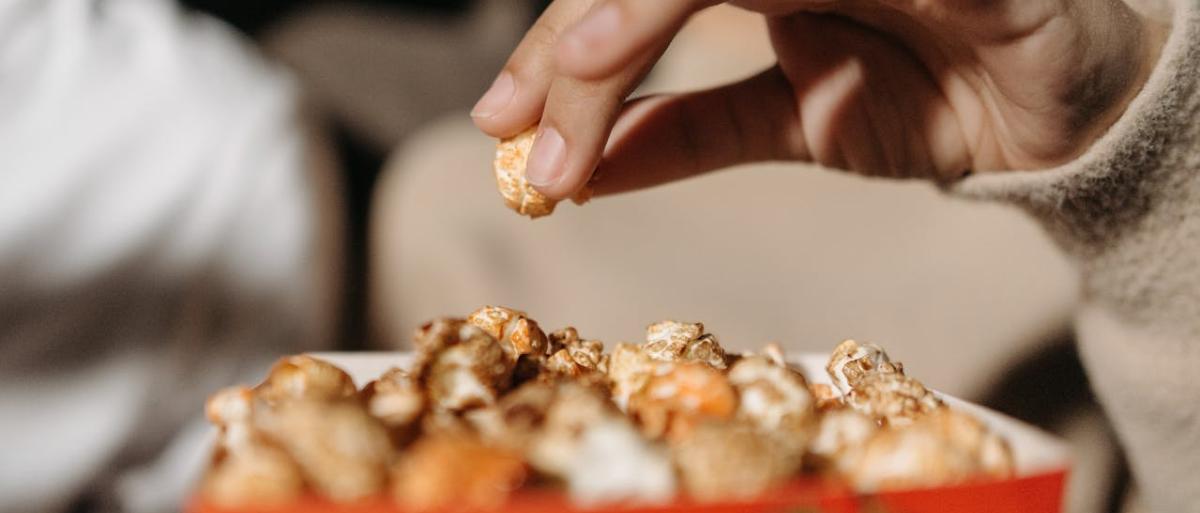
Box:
[411,317,472,354]
[846,371,943,426]
[202,437,305,508]
[255,355,357,406]
[826,340,941,425]
[428,338,512,411]
[361,368,425,446]
[644,320,702,356]
[643,321,728,369]
[826,339,900,394]
[807,407,880,475]
[930,407,1015,478]
[419,409,477,438]
[259,400,392,502]
[808,383,844,411]
[521,381,675,505]
[561,418,677,506]
[391,435,528,512]
[205,386,266,451]
[413,318,514,411]
[842,408,1014,492]
[526,382,622,475]
[628,362,738,441]
[494,128,558,218]
[980,434,1016,478]
[671,421,802,502]
[727,355,816,441]
[543,327,607,376]
[466,380,558,451]
[761,342,788,367]
[467,306,548,362]
[606,342,659,411]
[206,386,257,429]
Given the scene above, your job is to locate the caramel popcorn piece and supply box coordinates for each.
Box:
[931,407,1015,478]
[807,407,880,475]
[826,339,899,394]
[671,421,802,502]
[427,336,511,411]
[361,368,425,446]
[527,381,622,475]
[606,342,659,411]
[560,418,677,505]
[494,128,557,219]
[842,409,1014,492]
[628,362,737,441]
[202,438,305,508]
[411,317,472,354]
[644,320,703,355]
[727,355,816,438]
[260,400,392,502]
[761,342,788,367]
[205,386,266,452]
[204,387,304,506]
[392,435,528,512]
[413,318,514,411]
[846,371,943,426]
[466,380,558,451]
[543,327,607,376]
[826,340,942,425]
[256,355,357,406]
[808,383,843,411]
[643,321,728,369]
[525,381,675,504]
[206,386,257,429]
[467,306,548,362]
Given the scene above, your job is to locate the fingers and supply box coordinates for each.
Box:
[525,40,670,199]
[589,67,807,196]
[769,13,970,180]
[555,0,720,81]
[474,0,706,200]
[471,0,598,138]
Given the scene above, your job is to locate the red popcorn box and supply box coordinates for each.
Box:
[189,352,1070,513]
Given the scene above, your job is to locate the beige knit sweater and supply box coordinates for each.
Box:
[954,1,1200,511]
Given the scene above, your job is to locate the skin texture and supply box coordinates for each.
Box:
[471,0,1165,200]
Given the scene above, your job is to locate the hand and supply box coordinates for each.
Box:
[471,0,1164,199]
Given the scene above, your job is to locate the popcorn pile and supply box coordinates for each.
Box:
[201,307,1013,510]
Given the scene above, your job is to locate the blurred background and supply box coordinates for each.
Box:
[0,0,1135,512]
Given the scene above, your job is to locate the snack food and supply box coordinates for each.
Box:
[200,307,1015,509]
[493,128,592,218]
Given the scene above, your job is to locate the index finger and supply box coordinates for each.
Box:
[556,0,722,81]
[471,0,599,138]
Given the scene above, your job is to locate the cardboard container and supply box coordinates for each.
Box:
[189,352,1070,513]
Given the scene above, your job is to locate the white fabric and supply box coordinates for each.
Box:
[0,1,333,511]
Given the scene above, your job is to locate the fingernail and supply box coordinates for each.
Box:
[471,72,515,118]
[565,3,621,51]
[526,126,566,187]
